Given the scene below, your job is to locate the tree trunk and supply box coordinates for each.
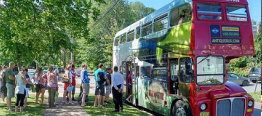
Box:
[63,50,66,69]
[36,62,39,71]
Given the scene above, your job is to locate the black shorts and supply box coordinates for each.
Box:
[95,85,105,96]
[1,85,6,97]
[36,84,45,93]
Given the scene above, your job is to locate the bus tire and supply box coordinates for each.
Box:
[171,100,190,116]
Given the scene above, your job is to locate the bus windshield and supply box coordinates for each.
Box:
[227,5,247,21]
[196,56,224,85]
[197,3,222,20]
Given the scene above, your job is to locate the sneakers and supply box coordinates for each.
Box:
[104,101,111,104]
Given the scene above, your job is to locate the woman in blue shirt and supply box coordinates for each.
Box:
[80,64,90,107]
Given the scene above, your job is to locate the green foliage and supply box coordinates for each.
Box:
[228,22,261,77]
[248,92,260,101]
[0,0,105,67]
[0,94,45,116]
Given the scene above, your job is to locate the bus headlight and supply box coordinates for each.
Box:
[248,100,253,107]
[200,103,207,111]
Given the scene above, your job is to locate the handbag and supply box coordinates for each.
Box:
[62,77,69,83]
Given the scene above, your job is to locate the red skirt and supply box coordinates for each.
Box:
[64,83,70,90]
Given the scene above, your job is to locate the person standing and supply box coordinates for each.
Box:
[94,63,108,107]
[70,64,79,101]
[45,66,58,108]
[24,67,33,107]
[104,68,112,104]
[35,68,47,104]
[112,66,124,112]
[80,64,90,107]
[0,66,3,102]
[5,62,16,111]
[62,64,73,105]
[1,66,7,103]
[14,67,27,113]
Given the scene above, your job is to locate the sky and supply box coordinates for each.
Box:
[128,0,261,24]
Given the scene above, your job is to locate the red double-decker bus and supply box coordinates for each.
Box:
[112,0,255,115]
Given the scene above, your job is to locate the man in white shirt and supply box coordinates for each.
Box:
[112,66,124,112]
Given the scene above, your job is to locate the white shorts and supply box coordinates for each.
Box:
[25,88,29,98]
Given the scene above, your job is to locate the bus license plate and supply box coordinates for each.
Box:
[200,112,209,116]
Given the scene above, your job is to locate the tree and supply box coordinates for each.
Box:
[0,0,105,68]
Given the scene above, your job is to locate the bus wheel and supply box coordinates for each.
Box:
[171,100,189,116]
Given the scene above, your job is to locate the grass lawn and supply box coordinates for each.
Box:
[248,92,260,101]
[0,94,45,116]
[78,94,150,116]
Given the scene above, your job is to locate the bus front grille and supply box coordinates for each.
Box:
[216,97,245,116]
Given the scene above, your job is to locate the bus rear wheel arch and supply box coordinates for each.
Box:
[171,100,191,116]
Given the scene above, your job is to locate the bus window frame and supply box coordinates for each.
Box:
[225,4,249,22]
[178,57,194,84]
[142,21,153,37]
[136,26,141,39]
[154,13,169,33]
[114,36,120,46]
[169,3,192,27]
[195,55,225,86]
[127,30,135,42]
[196,2,224,21]
[120,33,127,45]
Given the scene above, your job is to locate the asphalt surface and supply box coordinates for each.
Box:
[242,82,261,93]
[242,82,261,116]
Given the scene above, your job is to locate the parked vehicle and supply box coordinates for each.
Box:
[227,73,250,86]
[28,69,36,80]
[248,67,261,83]
[43,70,48,74]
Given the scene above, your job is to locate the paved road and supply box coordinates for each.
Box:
[241,82,261,116]
[242,82,261,93]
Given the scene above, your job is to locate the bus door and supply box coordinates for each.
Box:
[178,57,194,99]
[125,61,133,102]
[169,58,179,94]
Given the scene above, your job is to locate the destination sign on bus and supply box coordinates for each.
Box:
[222,26,240,37]
[211,38,241,44]
[225,0,239,2]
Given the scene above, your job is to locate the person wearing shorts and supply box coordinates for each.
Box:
[35,68,47,104]
[94,63,108,107]
[105,68,112,104]
[80,64,90,107]
[62,64,73,105]
[5,62,16,111]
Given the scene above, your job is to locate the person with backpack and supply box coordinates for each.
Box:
[94,63,109,107]
[80,64,89,107]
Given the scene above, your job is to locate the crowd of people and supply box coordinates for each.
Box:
[0,62,125,113]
